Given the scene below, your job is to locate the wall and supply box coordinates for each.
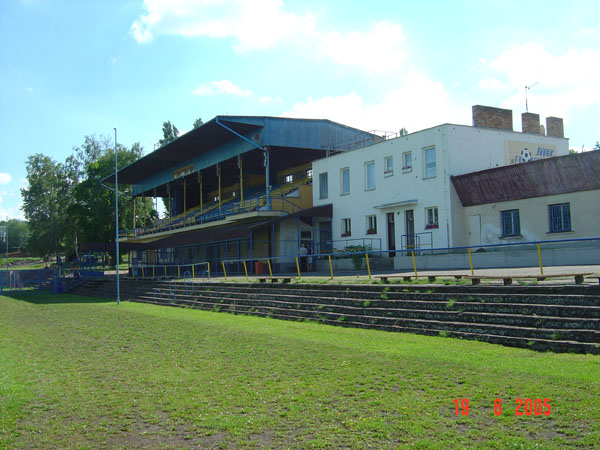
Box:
[461,190,600,245]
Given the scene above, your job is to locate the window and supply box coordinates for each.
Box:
[365,161,375,190]
[341,218,352,237]
[284,174,293,184]
[384,156,393,175]
[366,215,377,234]
[425,207,439,229]
[341,167,350,195]
[306,168,313,179]
[319,172,328,199]
[501,210,520,237]
[423,147,436,178]
[549,203,571,232]
[402,151,412,171]
[213,195,219,202]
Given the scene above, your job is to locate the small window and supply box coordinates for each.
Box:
[384,156,393,175]
[306,168,313,179]
[319,172,328,199]
[425,207,439,229]
[341,218,352,237]
[232,191,237,197]
[213,196,219,202]
[341,167,350,195]
[549,203,571,232]
[366,215,377,234]
[501,210,520,237]
[423,147,436,178]
[402,151,412,171]
[365,161,375,190]
[284,174,293,184]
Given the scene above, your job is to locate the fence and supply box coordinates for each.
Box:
[0,269,59,294]
[129,236,600,282]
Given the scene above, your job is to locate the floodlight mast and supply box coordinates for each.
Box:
[114,128,120,305]
[4,216,7,272]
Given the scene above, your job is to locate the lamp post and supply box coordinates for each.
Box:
[114,128,120,305]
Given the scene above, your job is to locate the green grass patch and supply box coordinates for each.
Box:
[1,292,599,449]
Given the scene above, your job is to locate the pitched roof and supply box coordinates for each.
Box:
[451,150,600,206]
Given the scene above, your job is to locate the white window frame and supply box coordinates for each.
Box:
[340,167,350,195]
[366,215,377,234]
[402,151,412,172]
[501,209,521,237]
[384,156,393,176]
[425,206,439,229]
[319,172,328,199]
[341,218,352,237]
[423,146,436,179]
[284,174,293,184]
[365,161,375,190]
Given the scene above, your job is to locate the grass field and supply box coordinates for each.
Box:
[1,293,599,449]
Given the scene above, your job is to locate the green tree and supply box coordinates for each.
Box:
[399,127,408,136]
[158,121,179,147]
[0,219,29,252]
[594,142,600,151]
[21,154,73,257]
[193,117,203,129]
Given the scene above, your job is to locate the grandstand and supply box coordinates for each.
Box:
[100,116,378,275]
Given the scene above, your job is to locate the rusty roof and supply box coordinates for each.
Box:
[451,150,600,206]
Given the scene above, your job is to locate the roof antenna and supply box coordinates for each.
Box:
[525,82,538,112]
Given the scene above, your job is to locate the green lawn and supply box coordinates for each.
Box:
[1,293,598,449]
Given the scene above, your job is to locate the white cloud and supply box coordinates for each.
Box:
[131,0,316,51]
[284,71,471,133]
[318,22,406,72]
[480,42,600,124]
[192,80,253,97]
[0,173,12,185]
[478,78,506,90]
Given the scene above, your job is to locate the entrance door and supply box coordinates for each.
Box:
[387,212,396,257]
[405,209,415,249]
[468,214,481,246]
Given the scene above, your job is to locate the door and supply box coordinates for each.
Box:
[405,209,415,249]
[468,214,481,246]
[387,212,396,257]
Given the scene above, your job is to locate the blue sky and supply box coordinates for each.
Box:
[1,0,599,219]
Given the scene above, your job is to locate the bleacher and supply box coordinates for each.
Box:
[131,178,310,237]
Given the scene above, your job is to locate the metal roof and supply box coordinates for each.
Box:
[106,116,375,186]
[451,150,600,206]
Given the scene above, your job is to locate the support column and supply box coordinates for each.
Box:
[183,178,187,221]
[167,183,172,220]
[217,164,221,211]
[132,197,136,230]
[198,172,203,213]
[264,148,271,210]
[238,155,244,205]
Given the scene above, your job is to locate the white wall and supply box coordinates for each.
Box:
[313,123,570,251]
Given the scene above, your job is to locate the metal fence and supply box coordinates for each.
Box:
[0,269,59,294]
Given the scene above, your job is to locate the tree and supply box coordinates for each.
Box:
[158,121,179,147]
[594,142,600,151]
[21,154,73,257]
[0,219,28,252]
[193,117,203,129]
[399,128,408,136]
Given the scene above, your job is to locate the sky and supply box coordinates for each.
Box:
[1,0,599,220]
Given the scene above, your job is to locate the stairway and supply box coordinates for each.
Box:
[67,278,600,354]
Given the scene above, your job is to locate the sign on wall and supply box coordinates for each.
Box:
[173,164,194,179]
[507,141,557,164]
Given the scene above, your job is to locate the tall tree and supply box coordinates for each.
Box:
[0,219,29,251]
[21,154,73,257]
[158,121,179,147]
[193,117,203,129]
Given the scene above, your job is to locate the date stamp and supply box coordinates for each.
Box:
[453,398,551,416]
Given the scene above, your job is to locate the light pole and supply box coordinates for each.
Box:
[114,128,120,305]
[4,216,7,272]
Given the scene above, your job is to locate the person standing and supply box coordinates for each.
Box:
[297,243,308,272]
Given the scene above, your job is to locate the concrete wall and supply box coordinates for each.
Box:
[461,190,600,245]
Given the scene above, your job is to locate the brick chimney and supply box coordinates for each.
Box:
[546,117,564,138]
[472,105,513,131]
[521,112,540,134]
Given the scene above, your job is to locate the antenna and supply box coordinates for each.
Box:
[525,82,538,112]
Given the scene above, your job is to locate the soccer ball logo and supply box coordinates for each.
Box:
[519,148,532,162]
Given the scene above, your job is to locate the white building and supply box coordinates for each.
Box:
[312,105,569,255]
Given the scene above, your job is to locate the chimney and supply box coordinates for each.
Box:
[546,117,564,138]
[521,112,540,134]
[472,105,513,131]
